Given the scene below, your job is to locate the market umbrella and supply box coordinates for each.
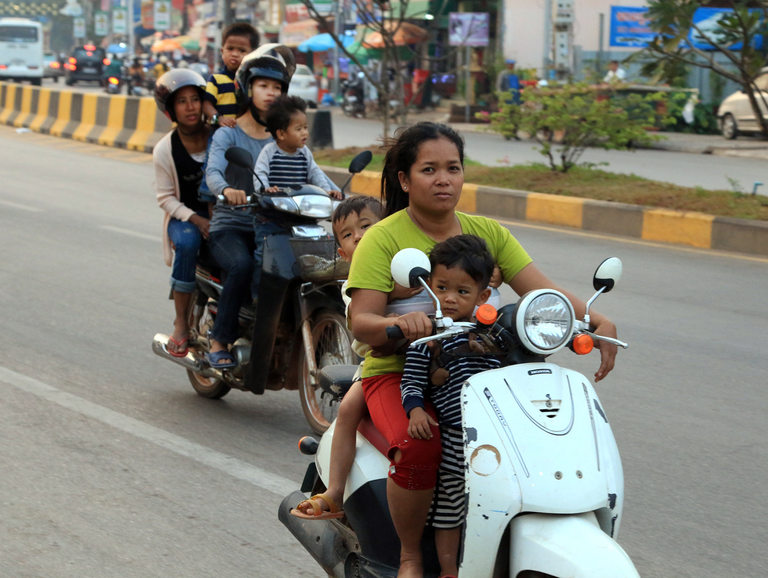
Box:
[176,35,201,52]
[298,32,353,53]
[151,38,185,53]
[362,22,428,48]
[107,42,128,54]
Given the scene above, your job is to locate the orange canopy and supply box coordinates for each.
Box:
[151,38,185,53]
[362,22,428,48]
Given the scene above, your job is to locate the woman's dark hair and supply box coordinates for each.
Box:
[429,234,494,289]
[380,122,464,216]
[265,95,307,137]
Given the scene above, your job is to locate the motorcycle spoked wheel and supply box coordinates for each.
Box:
[186,289,231,399]
[299,309,358,434]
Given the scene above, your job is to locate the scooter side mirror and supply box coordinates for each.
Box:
[348,151,372,175]
[593,257,623,293]
[391,248,430,289]
[225,147,254,170]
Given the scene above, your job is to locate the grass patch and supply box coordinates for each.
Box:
[317,147,768,221]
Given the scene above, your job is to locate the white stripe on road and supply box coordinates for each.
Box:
[100,225,158,242]
[0,366,297,497]
[0,199,43,212]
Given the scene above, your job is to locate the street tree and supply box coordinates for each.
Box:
[488,84,663,173]
[633,0,768,136]
[298,0,428,137]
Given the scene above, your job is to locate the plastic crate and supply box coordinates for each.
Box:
[290,237,349,281]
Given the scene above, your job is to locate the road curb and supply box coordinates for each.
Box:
[0,81,170,152]
[326,168,768,258]
[3,81,766,258]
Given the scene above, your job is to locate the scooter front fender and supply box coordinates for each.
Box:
[508,512,639,578]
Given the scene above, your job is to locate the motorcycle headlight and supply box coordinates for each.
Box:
[271,197,299,214]
[515,289,574,355]
[293,194,333,218]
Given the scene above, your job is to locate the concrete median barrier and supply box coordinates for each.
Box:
[324,167,768,258]
[3,80,766,258]
[0,81,171,152]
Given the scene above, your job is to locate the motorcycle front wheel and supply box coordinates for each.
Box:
[186,289,231,399]
[299,309,357,434]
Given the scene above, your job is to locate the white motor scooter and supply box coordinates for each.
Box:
[279,249,637,577]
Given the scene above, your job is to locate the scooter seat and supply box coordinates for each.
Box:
[357,414,390,458]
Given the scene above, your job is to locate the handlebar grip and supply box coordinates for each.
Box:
[386,325,404,340]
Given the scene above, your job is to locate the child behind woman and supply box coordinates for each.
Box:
[291,195,385,520]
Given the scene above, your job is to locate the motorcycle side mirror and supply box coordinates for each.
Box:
[584,257,623,326]
[391,248,431,289]
[348,151,372,175]
[338,151,373,198]
[593,257,622,293]
[225,147,254,170]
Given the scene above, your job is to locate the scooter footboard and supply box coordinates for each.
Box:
[509,512,639,578]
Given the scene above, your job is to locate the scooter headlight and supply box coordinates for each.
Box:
[515,289,574,355]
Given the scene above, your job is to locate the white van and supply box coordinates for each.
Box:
[0,18,44,85]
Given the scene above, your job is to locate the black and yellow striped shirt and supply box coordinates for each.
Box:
[204,68,239,119]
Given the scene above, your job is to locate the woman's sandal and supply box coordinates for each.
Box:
[167,335,189,358]
[290,493,344,520]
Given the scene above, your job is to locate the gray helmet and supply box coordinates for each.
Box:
[235,44,296,111]
[154,68,207,121]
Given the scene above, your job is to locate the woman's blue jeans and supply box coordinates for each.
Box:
[208,229,255,346]
[207,221,288,346]
[168,217,203,293]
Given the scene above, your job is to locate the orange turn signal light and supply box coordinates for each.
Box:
[475,303,497,326]
[572,334,594,355]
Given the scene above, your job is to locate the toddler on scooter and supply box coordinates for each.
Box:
[400,234,502,578]
[255,95,341,198]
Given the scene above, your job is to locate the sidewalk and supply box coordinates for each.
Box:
[376,104,768,161]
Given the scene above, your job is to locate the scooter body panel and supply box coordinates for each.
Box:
[460,362,626,575]
[509,512,639,577]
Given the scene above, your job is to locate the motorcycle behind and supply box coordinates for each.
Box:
[104,68,124,94]
[341,71,366,118]
[152,148,373,434]
[279,249,637,577]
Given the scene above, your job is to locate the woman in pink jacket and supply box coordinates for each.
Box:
[153,69,212,357]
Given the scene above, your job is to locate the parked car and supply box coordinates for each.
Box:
[288,64,318,108]
[64,44,107,86]
[717,68,768,139]
[43,51,63,82]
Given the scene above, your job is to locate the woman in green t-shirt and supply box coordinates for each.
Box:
[346,122,619,577]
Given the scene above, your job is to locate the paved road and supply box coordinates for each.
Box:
[1,125,767,577]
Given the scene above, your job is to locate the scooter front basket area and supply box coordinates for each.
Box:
[290,237,350,281]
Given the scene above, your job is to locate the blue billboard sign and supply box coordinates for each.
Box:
[609,6,654,48]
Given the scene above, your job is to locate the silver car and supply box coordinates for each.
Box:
[288,64,319,108]
[717,68,768,139]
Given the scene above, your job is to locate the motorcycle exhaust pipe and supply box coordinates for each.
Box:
[278,491,348,578]
[151,333,222,379]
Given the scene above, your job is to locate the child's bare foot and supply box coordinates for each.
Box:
[396,559,422,578]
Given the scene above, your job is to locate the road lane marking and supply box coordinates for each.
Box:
[0,199,43,212]
[100,225,158,242]
[0,366,298,497]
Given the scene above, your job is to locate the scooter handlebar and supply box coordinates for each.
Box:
[386,325,404,340]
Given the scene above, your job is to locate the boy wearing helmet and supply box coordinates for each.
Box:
[202,45,295,369]
[153,69,212,357]
[202,22,259,129]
